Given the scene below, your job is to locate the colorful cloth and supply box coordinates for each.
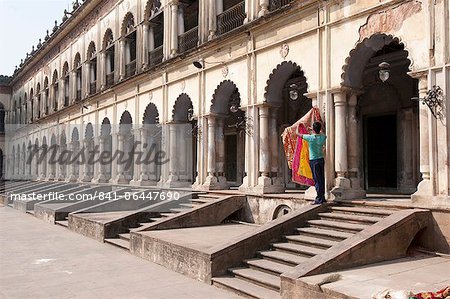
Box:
[410,286,450,299]
[281,107,323,186]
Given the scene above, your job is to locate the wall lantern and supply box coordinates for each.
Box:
[187,107,194,121]
[412,85,445,123]
[289,83,299,101]
[378,62,390,82]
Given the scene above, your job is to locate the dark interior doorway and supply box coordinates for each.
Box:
[364,114,397,190]
[225,134,237,183]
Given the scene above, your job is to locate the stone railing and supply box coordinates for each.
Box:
[148,45,163,67]
[217,2,246,36]
[269,0,293,11]
[178,26,199,53]
[106,73,114,88]
[125,60,136,78]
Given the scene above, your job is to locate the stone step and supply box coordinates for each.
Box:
[169,208,191,213]
[285,235,338,248]
[179,203,194,208]
[296,227,355,240]
[26,210,35,215]
[160,212,175,217]
[212,276,280,299]
[55,220,68,227]
[272,242,325,257]
[118,233,130,241]
[191,198,211,204]
[319,212,380,224]
[308,219,367,232]
[258,250,309,266]
[245,258,294,275]
[198,193,222,199]
[230,268,280,291]
[331,206,393,216]
[148,218,162,222]
[104,238,130,250]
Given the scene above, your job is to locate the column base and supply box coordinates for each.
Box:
[92,175,110,184]
[412,179,433,203]
[330,185,366,200]
[200,174,222,190]
[130,179,157,186]
[112,174,130,185]
[258,7,268,17]
[66,174,79,182]
[81,176,93,183]
[253,175,285,194]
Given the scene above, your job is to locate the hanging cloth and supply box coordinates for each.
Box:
[281,107,323,186]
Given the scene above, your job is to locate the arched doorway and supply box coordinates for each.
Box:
[141,103,161,184]
[341,34,419,195]
[168,93,196,187]
[207,80,245,189]
[264,61,312,190]
[117,111,134,184]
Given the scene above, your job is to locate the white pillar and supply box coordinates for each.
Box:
[208,0,217,40]
[216,118,227,187]
[255,105,272,193]
[202,116,219,189]
[142,23,150,68]
[170,2,179,57]
[119,39,125,81]
[258,0,269,17]
[178,5,185,35]
[114,133,127,183]
[332,91,351,191]
[413,74,433,199]
[166,123,179,184]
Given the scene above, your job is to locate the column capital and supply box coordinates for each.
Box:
[333,92,347,105]
[408,70,428,80]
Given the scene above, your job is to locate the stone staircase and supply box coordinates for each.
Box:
[104,193,222,250]
[212,205,395,299]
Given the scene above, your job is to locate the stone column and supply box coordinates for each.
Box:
[137,127,151,184]
[114,133,127,184]
[130,129,141,185]
[81,139,92,182]
[331,91,351,198]
[60,78,65,108]
[202,116,219,189]
[39,144,48,180]
[255,105,272,193]
[347,93,366,197]
[58,142,66,181]
[270,108,283,189]
[142,23,150,68]
[93,136,107,183]
[208,0,217,40]
[413,74,433,200]
[119,39,125,81]
[216,118,228,188]
[100,51,106,90]
[170,2,179,57]
[165,123,179,186]
[178,5,185,35]
[67,141,78,182]
[258,0,269,17]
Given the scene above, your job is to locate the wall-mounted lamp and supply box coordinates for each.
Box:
[378,62,390,82]
[288,83,299,101]
[192,59,226,69]
[412,85,445,123]
[187,107,194,121]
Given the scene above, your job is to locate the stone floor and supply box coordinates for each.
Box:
[300,254,450,298]
[0,205,240,299]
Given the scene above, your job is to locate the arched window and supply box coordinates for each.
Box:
[121,13,137,78]
[145,0,164,67]
[44,77,49,115]
[29,88,34,120]
[87,42,97,94]
[178,0,199,53]
[52,70,59,111]
[62,62,70,106]
[74,53,82,101]
[103,29,115,88]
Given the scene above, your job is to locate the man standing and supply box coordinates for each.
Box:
[297,122,327,204]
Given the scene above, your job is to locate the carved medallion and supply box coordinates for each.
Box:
[280,43,289,59]
[222,65,229,78]
[181,80,186,92]
[148,91,153,101]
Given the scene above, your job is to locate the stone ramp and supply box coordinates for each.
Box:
[210,205,431,299]
[295,254,450,299]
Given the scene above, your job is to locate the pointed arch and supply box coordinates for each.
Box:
[85,123,94,139]
[87,41,96,59]
[144,0,162,20]
[211,80,240,115]
[143,103,159,124]
[341,33,412,90]
[102,28,114,50]
[121,12,136,36]
[62,61,69,76]
[73,52,81,69]
[264,61,309,107]
[172,93,193,122]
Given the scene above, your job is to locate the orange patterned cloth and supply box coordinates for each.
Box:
[411,286,450,299]
[281,107,323,186]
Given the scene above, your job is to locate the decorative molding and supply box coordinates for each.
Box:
[280,43,289,59]
[221,65,228,78]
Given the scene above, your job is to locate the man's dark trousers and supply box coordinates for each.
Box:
[310,158,325,203]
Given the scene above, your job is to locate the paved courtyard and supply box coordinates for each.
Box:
[0,206,239,299]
